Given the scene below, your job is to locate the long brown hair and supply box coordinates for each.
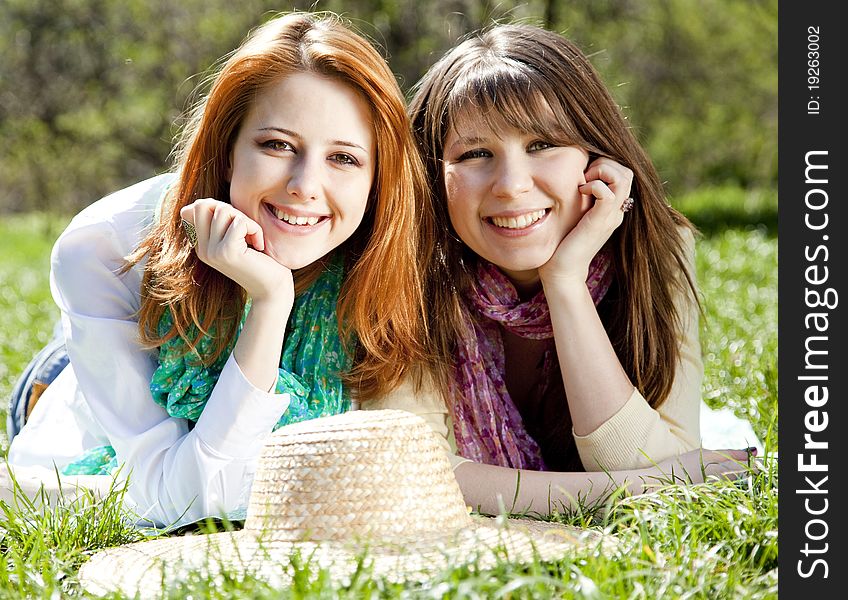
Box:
[127,12,433,400]
[409,23,698,409]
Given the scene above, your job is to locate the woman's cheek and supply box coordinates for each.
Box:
[443,177,464,220]
[445,199,465,240]
[443,170,460,203]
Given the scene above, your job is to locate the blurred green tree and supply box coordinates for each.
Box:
[0,0,776,213]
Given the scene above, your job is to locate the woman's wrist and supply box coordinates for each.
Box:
[247,294,294,322]
[246,274,295,306]
[541,276,594,307]
[234,295,293,393]
[243,297,293,348]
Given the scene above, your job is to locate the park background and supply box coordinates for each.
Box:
[0,1,778,598]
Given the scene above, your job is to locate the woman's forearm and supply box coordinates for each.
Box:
[232,297,292,393]
[544,282,634,436]
[453,448,752,517]
[454,459,639,515]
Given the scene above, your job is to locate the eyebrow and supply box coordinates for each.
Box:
[450,135,490,146]
[444,135,492,156]
[258,127,368,152]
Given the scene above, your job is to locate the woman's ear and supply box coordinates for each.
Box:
[225,150,234,182]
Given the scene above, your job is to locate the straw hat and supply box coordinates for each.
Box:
[79,409,610,597]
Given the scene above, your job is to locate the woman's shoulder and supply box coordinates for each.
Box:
[677,224,698,278]
[50,174,176,284]
[66,174,176,232]
[677,224,696,251]
[53,174,176,256]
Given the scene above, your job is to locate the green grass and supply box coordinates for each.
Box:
[0,196,778,598]
[0,213,70,451]
[0,466,147,598]
[696,226,777,445]
[671,185,777,236]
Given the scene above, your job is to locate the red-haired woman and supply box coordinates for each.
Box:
[7,12,433,527]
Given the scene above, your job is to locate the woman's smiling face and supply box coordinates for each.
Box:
[227,71,375,270]
[441,112,593,288]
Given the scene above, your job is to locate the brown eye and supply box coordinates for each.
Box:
[527,140,554,152]
[261,140,294,152]
[458,149,491,161]
[329,153,360,167]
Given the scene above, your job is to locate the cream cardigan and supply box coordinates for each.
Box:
[365,230,702,472]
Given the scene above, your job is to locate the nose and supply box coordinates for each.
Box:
[490,157,532,199]
[285,154,321,201]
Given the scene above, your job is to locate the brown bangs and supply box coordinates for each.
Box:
[444,59,584,148]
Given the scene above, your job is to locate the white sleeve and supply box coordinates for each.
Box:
[49,177,290,527]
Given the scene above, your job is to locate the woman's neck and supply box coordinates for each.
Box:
[499,267,543,301]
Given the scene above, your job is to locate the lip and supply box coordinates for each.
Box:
[263,202,332,235]
[263,201,331,219]
[483,208,550,237]
[484,208,550,219]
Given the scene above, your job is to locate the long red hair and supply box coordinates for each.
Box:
[126,12,433,400]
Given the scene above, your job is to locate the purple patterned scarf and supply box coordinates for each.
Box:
[451,250,613,470]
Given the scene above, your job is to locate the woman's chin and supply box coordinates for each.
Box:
[266,249,316,271]
[482,250,551,276]
[266,244,337,271]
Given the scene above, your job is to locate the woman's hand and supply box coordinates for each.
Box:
[537,157,636,435]
[638,448,755,494]
[538,157,633,289]
[180,199,294,304]
[452,447,756,516]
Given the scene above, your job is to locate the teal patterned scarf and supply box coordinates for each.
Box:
[62,255,351,476]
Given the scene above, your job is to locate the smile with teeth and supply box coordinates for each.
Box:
[488,209,547,230]
[271,205,328,226]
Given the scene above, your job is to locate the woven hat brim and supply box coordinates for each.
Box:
[79,517,613,598]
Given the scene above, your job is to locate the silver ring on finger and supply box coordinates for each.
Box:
[182,218,198,248]
[621,197,635,213]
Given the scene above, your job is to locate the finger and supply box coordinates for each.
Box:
[583,158,633,187]
[584,159,633,201]
[578,181,625,228]
[222,212,260,254]
[219,214,248,258]
[212,206,266,254]
[717,448,763,474]
[578,180,617,205]
[702,448,761,479]
[209,204,237,248]
[705,449,752,463]
[241,215,265,252]
[179,205,194,225]
[704,460,750,482]
[191,201,217,256]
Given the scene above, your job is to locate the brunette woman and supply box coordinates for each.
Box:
[404,23,751,513]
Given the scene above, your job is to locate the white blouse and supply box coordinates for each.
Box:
[8,175,290,527]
